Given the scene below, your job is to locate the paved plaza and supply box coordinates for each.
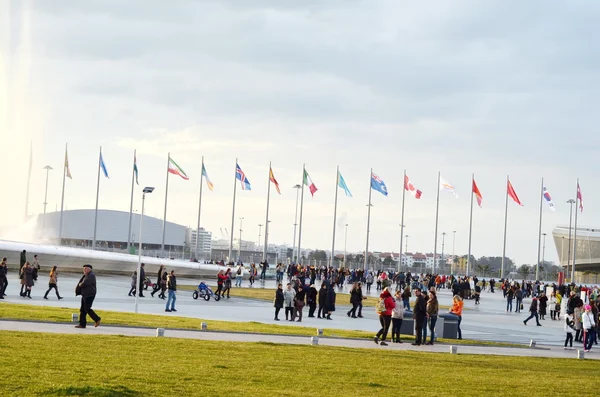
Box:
[0,273,581,348]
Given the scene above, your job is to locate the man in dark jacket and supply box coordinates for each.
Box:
[307,285,318,318]
[75,264,101,329]
[19,250,26,271]
[412,289,427,346]
[0,257,8,298]
[138,263,146,297]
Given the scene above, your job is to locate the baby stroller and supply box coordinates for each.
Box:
[192,282,220,302]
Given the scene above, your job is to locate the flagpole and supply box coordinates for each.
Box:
[127,150,136,253]
[228,158,238,263]
[263,162,272,261]
[161,153,170,256]
[195,156,205,260]
[92,146,102,250]
[535,177,544,281]
[364,168,373,270]
[297,164,306,264]
[433,172,440,275]
[501,175,509,279]
[25,141,32,220]
[572,178,579,283]
[398,169,406,273]
[467,173,474,277]
[331,166,339,268]
[58,143,68,244]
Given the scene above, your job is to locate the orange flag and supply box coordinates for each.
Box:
[472,178,483,207]
[269,167,281,194]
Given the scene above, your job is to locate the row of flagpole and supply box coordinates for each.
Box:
[55,145,585,280]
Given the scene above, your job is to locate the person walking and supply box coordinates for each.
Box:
[138,263,146,297]
[235,264,244,287]
[565,313,576,349]
[158,270,167,299]
[128,271,137,297]
[412,288,427,346]
[283,283,296,321]
[273,283,284,321]
[402,287,412,311]
[307,284,318,318]
[390,290,404,344]
[538,292,548,320]
[347,282,361,318]
[365,272,374,293]
[151,265,164,297]
[426,290,439,345]
[449,295,464,339]
[506,286,514,312]
[215,270,226,297]
[19,250,26,271]
[523,297,542,326]
[374,287,395,346]
[294,284,306,322]
[43,266,63,300]
[0,257,8,298]
[515,288,523,313]
[75,264,101,329]
[222,268,233,298]
[583,304,596,352]
[325,280,336,320]
[165,270,177,312]
[22,262,34,299]
[317,282,327,319]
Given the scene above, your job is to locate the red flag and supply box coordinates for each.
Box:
[577,182,584,212]
[472,178,483,207]
[269,167,281,195]
[507,180,522,206]
[404,175,422,199]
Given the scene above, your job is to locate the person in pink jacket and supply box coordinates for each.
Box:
[374,287,396,346]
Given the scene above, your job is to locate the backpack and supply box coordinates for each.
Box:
[237,268,242,275]
[375,298,387,314]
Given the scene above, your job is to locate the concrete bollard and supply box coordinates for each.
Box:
[311,337,319,345]
[201,322,208,331]
[449,346,458,354]
[156,328,165,337]
[317,328,324,336]
[71,314,79,323]
[577,350,585,359]
[529,340,536,348]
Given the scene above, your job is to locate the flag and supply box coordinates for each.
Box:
[202,163,213,191]
[64,147,72,179]
[236,163,251,190]
[337,171,352,197]
[303,169,317,196]
[440,176,457,198]
[133,153,139,185]
[542,186,555,211]
[168,157,189,180]
[507,180,522,206]
[577,182,584,212]
[472,178,483,207]
[269,167,281,194]
[404,175,422,199]
[99,151,109,179]
[370,172,388,196]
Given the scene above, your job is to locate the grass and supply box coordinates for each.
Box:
[0,302,517,348]
[0,332,598,396]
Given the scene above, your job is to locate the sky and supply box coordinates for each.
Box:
[1,0,599,266]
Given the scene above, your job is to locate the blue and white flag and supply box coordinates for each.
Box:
[543,186,556,211]
[236,163,251,190]
[100,151,109,178]
[338,171,352,198]
[370,172,388,196]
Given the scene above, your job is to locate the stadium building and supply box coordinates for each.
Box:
[552,225,600,281]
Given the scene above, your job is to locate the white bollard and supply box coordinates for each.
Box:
[529,340,536,348]
[311,337,319,345]
[449,346,458,354]
[201,322,208,331]
[156,328,165,337]
[71,314,79,322]
[317,328,324,336]
[577,350,585,359]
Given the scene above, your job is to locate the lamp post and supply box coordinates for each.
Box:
[258,224,263,249]
[567,199,575,279]
[42,165,53,232]
[343,223,348,267]
[441,232,447,273]
[542,232,547,280]
[238,217,244,262]
[135,186,154,314]
[292,184,302,262]
[452,230,456,274]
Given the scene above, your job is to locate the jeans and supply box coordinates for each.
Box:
[403,299,411,311]
[235,276,242,287]
[285,306,294,320]
[515,298,522,312]
[348,302,359,318]
[428,316,438,343]
[261,270,266,280]
[166,290,176,311]
[79,295,100,327]
[565,332,573,347]
[294,301,305,322]
[376,315,392,342]
[524,311,540,326]
[0,276,7,296]
[391,318,403,341]
[585,329,596,350]
[506,298,513,312]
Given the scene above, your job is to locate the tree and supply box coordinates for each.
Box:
[518,265,531,279]
[355,254,365,266]
[286,248,293,259]
[382,256,395,268]
[474,264,491,277]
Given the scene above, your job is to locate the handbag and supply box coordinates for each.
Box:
[520,303,524,310]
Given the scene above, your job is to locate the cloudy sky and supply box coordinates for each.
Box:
[2,0,599,265]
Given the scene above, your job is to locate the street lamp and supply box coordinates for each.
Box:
[452,230,456,274]
[567,199,575,279]
[344,223,348,267]
[441,232,447,273]
[42,165,53,232]
[135,186,154,313]
[542,232,547,280]
[258,224,263,249]
[292,184,302,262]
[238,217,244,262]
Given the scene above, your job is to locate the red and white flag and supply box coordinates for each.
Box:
[507,179,522,206]
[472,178,483,207]
[577,182,584,212]
[404,175,422,199]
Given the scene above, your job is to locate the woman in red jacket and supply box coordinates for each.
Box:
[216,270,228,298]
[374,287,396,346]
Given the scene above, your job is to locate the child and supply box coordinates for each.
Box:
[474,284,481,305]
[564,314,576,350]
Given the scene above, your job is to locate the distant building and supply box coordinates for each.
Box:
[187,228,212,259]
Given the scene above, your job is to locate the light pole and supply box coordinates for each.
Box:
[343,223,348,267]
[452,230,456,274]
[292,184,302,262]
[238,217,244,262]
[542,232,547,280]
[567,199,575,279]
[135,186,154,314]
[398,224,404,271]
[258,224,263,249]
[42,165,53,232]
[441,232,446,274]
[405,235,409,271]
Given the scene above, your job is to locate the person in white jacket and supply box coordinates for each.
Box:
[582,305,597,352]
[390,290,404,344]
[283,283,296,322]
[564,314,575,350]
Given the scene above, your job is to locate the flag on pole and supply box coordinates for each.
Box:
[338,171,352,197]
[507,180,523,206]
[472,178,483,207]
[303,169,318,196]
[440,176,457,198]
[64,147,72,179]
[543,186,556,211]
[168,156,189,180]
[269,167,281,194]
[99,152,109,178]
[404,175,422,199]
[202,163,214,191]
[133,153,139,185]
[577,182,584,212]
[370,172,388,196]
[236,163,251,190]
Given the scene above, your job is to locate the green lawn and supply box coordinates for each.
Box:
[0,332,597,397]
[0,302,513,347]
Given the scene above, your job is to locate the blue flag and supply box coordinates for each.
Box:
[338,171,352,197]
[371,172,387,196]
[100,151,109,179]
[236,163,251,190]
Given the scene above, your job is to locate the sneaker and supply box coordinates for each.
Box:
[171,309,177,312]
[379,341,388,346]
[374,337,379,345]
[74,325,85,329]
[165,309,172,312]
[523,321,527,325]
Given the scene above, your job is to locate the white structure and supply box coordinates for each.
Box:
[188,228,213,258]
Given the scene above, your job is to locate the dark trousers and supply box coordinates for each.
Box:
[79,296,100,328]
[585,329,596,350]
[428,315,438,343]
[348,302,359,318]
[128,286,136,296]
[524,312,540,326]
[274,308,281,319]
[151,281,161,296]
[366,283,372,293]
[308,302,317,317]
[138,281,145,296]
[294,301,305,321]
[391,318,403,341]
[215,284,223,296]
[318,305,326,318]
[415,316,425,345]
[0,277,6,296]
[44,283,61,299]
[565,333,573,347]
[376,315,392,342]
[575,329,582,342]
[285,306,293,320]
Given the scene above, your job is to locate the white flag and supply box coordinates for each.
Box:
[440,176,458,198]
